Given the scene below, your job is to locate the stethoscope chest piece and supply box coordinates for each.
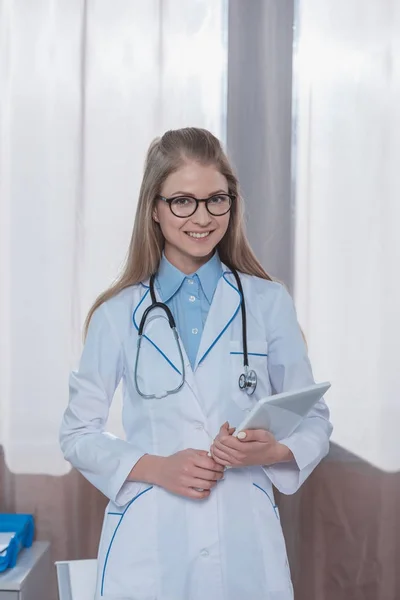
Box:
[238,367,257,395]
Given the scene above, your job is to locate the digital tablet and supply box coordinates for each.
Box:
[233,381,331,441]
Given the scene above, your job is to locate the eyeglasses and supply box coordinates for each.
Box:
[158,193,234,218]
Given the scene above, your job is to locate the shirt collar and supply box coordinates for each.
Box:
[156,251,223,303]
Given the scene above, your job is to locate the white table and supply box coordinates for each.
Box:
[0,542,51,600]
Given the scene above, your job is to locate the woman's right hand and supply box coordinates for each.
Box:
[151,449,224,499]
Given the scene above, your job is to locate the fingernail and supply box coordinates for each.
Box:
[237,431,247,440]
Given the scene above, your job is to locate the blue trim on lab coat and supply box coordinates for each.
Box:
[101,486,153,596]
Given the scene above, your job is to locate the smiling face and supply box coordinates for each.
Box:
[153,161,231,274]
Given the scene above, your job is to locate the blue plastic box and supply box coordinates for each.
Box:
[0,514,35,572]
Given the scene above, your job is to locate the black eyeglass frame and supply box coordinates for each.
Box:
[157,193,235,218]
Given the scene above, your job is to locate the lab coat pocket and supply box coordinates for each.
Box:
[251,478,292,594]
[97,486,157,599]
[229,340,270,410]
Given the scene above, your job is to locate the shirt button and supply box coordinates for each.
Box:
[200,549,209,557]
[192,328,199,335]
[187,279,194,285]
[189,295,196,302]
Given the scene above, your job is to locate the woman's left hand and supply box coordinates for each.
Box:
[210,422,294,468]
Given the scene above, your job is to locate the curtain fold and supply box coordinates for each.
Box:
[293,0,400,477]
[0,0,227,476]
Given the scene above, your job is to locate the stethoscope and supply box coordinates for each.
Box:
[134,268,257,399]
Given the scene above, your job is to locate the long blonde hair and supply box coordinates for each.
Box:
[84,127,272,337]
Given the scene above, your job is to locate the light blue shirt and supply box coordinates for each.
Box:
[155,252,223,368]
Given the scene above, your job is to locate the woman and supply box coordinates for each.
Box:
[60,127,332,600]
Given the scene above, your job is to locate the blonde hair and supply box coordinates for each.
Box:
[84,127,272,337]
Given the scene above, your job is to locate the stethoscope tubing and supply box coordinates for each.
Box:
[135,267,257,398]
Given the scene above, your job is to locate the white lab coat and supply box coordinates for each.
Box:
[60,267,332,600]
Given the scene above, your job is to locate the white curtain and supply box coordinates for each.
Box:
[0,0,227,475]
[293,0,400,472]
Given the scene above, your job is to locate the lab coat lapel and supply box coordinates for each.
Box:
[194,268,241,371]
[132,282,191,378]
